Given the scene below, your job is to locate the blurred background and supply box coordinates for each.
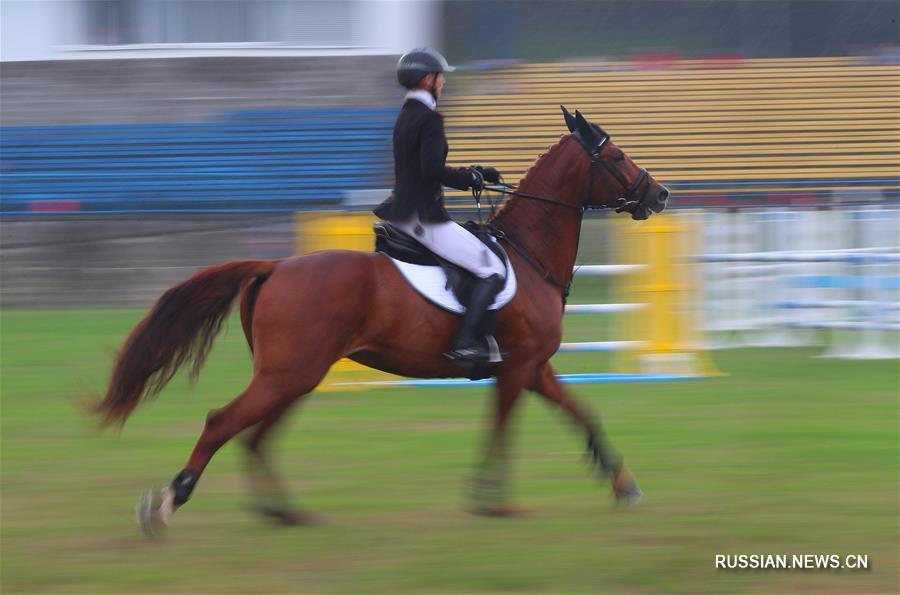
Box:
[1,1,898,593]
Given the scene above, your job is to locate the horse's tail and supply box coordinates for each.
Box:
[93,259,278,427]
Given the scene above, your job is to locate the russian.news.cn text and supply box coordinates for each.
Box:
[715,554,869,571]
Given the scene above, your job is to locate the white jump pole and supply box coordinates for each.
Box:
[819,208,900,359]
[558,265,649,354]
[698,208,899,360]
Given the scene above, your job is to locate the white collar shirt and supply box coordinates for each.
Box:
[405,89,436,111]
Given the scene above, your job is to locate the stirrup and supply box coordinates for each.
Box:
[444,336,504,365]
[485,335,503,363]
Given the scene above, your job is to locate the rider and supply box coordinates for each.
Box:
[374,47,506,365]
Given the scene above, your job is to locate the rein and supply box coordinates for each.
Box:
[485,222,571,292]
[481,184,586,213]
[471,183,574,293]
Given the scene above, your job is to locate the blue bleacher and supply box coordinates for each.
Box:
[0,108,397,215]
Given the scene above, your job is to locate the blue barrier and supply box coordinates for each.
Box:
[334,373,705,388]
[701,252,900,264]
[669,179,900,188]
[787,275,900,290]
[2,156,391,170]
[1,130,396,149]
[0,108,396,215]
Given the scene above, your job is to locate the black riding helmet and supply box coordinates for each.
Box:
[396,47,456,90]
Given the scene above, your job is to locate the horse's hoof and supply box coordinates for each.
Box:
[135,487,168,538]
[471,505,534,518]
[614,481,644,505]
[252,505,319,527]
[278,510,320,526]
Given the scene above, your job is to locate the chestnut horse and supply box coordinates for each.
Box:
[94,108,668,535]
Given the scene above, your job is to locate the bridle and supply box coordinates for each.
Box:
[483,132,653,297]
[481,131,652,214]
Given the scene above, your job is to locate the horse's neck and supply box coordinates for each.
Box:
[492,144,584,287]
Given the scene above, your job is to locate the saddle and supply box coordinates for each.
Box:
[373,221,517,380]
[374,220,509,299]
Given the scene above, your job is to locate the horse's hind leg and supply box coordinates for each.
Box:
[241,398,315,526]
[532,363,642,504]
[139,372,319,536]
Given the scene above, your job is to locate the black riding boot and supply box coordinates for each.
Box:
[445,273,505,365]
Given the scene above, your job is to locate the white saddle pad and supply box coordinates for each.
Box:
[386,257,517,314]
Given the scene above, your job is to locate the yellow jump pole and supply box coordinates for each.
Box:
[614,212,720,377]
[294,210,394,390]
[295,211,378,254]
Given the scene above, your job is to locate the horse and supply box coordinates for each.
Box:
[94,107,669,535]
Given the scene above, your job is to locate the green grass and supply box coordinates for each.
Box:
[1,309,898,594]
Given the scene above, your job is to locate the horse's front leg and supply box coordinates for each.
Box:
[532,363,642,503]
[470,369,530,516]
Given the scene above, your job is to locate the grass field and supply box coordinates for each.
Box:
[1,308,898,594]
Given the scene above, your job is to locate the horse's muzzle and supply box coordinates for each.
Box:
[646,181,669,214]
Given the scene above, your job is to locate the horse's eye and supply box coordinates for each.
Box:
[613,152,625,162]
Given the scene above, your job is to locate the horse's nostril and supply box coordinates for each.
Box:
[658,188,669,202]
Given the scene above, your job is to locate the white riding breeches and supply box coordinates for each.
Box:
[393,214,506,279]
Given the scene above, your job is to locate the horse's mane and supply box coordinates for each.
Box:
[491,134,572,222]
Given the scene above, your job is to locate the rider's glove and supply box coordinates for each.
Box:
[473,166,501,184]
[468,166,485,191]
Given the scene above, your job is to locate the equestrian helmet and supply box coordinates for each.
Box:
[396,47,456,88]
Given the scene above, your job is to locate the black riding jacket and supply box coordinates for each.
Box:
[374,98,475,223]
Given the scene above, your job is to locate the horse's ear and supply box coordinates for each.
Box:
[560,105,576,132]
[574,110,590,136]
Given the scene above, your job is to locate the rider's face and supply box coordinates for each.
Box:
[422,73,445,98]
